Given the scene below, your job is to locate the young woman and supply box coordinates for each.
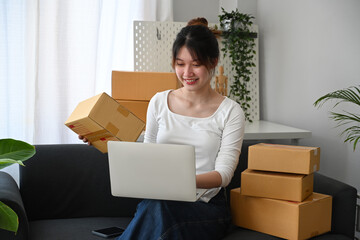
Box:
[79,18,245,239]
[115,19,245,240]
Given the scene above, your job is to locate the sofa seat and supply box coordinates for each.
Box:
[28,219,354,240]
[29,217,132,240]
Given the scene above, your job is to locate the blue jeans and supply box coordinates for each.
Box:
[117,189,231,240]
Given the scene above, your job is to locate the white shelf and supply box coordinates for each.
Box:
[244,120,311,140]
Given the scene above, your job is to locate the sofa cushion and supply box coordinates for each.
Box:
[224,227,282,239]
[29,217,132,240]
[20,144,141,221]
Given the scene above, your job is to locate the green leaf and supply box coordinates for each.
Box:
[314,87,360,150]
[0,139,35,169]
[330,111,360,127]
[353,136,360,151]
[0,159,25,167]
[0,201,18,233]
[314,86,360,108]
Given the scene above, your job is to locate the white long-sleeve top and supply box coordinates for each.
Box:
[144,90,245,202]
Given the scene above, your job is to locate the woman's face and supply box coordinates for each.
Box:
[174,46,212,92]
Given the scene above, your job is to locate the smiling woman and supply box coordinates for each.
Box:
[116,18,245,240]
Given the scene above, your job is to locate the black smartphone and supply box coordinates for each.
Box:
[92,226,125,238]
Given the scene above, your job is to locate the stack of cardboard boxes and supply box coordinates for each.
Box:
[111,71,179,123]
[231,143,333,240]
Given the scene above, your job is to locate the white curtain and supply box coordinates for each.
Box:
[0,0,173,182]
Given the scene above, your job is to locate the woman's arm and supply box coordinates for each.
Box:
[197,104,245,189]
[214,104,245,187]
[143,94,159,143]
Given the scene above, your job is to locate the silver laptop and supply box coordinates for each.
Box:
[107,141,207,202]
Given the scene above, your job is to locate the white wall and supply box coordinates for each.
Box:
[173,0,219,23]
[257,0,360,192]
[173,0,360,193]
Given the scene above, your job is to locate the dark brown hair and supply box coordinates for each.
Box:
[172,18,219,73]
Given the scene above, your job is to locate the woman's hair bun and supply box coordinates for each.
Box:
[186,17,221,38]
[187,17,208,27]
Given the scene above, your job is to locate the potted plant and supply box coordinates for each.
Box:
[0,139,36,234]
[219,8,257,122]
[314,85,360,150]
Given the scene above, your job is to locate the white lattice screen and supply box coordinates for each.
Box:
[133,21,259,121]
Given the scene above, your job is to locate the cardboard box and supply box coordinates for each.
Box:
[248,143,320,174]
[115,100,149,123]
[230,188,332,240]
[65,92,145,153]
[241,169,313,202]
[112,71,179,101]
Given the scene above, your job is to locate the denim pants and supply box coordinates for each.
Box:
[117,189,231,240]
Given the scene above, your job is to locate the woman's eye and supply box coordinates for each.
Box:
[176,62,184,66]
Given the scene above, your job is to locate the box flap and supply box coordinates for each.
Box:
[65,93,104,124]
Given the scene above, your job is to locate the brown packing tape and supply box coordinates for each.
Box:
[85,129,116,142]
[106,122,120,136]
[257,143,317,150]
[117,105,130,117]
[92,136,120,153]
[255,143,319,155]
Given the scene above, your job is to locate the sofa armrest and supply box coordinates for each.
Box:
[0,171,28,239]
[314,172,357,239]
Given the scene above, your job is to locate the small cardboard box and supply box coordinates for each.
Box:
[248,143,320,174]
[230,188,332,240]
[112,71,179,101]
[241,169,313,202]
[65,92,145,153]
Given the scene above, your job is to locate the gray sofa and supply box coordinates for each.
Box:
[0,143,357,240]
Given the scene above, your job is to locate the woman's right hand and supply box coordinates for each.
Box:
[78,135,92,145]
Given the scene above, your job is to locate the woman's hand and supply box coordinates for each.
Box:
[78,135,92,146]
[196,171,222,189]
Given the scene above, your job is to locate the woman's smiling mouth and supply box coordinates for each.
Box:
[183,78,199,85]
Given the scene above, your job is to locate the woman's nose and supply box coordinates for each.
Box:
[184,65,194,76]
